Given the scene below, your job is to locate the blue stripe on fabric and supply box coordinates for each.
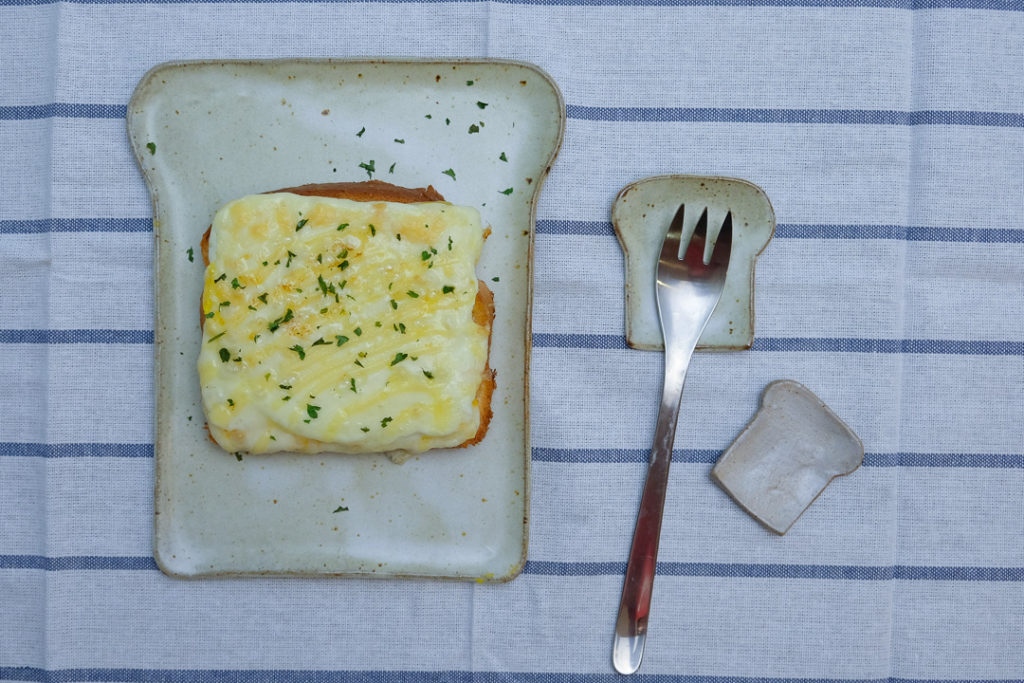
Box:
[3,218,1019,244]
[0,555,159,571]
[0,218,152,235]
[531,448,1024,468]
[2,444,1019,468]
[531,334,1024,356]
[2,555,1020,581]
[3,674,1024,683]
[0,329,153,344]
[3,101,1024,124]
[0,0,1020,8]
[0,443,154,458]
[567,106,1024,126]
[535,220,1024,243]
[0,330,1019,355]
[3,675,1024,683]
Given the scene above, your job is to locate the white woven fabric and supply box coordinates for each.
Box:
[2,1,1023,680]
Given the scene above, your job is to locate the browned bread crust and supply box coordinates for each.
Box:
[201,180,496,451]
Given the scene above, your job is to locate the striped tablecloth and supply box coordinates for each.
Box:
[2,1,1022,681]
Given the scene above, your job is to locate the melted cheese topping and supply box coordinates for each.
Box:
[198,193,489,455]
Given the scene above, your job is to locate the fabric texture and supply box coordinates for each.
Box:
[1,1,1023,680]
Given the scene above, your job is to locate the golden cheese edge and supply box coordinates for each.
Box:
[198,189,493,457]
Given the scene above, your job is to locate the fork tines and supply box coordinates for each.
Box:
[663,204,732,266]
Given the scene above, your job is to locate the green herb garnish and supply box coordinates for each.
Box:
[389,162,396,174]
[208,331,226,343]
[422,370,434,379]
[394,138,405,144]
[350,378,357,393]
[286,250,296,267]
[295,218,308,232]
[499,152,507,162]
[360,426,370,432]
[146,142,156,155]
[257,293,268,304]
[492,276,500,282]
[354,327,362,336]
[381,416,393,428]
[442,285,455,294]
[468,124,480,134]
[390,352,408,366]
[466,80,474,86]
[268,308,293,332]
[500,187,513,195]
[442,168,456,180]
[337,223,349,231]
[214,273,227,283]
[289,345,306,360]
[406,290,419,298]
[205,311,215,319]
[311,338,330,347]
[218,348,230,362]
[359,160,375,178]
[390,299,398,310]
[335,335,349,346]
[279,384,292,390]
[187,247,194,262]
[333,506,349,513]
[477,101,488,109]
[306,404,321,419]
[231,277,244,289]
[369,224,376,236]
[356,126,365,137]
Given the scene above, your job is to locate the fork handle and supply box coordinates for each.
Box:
[612,342,696,675]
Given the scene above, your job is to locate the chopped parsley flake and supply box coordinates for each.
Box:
[286,250,297,267]
[289,344,305,360]
[187,247,194,262]
[442,285,455,294]
[333,506,349,513]
[268,308,293,332]
[295,218,308,231]
[279,384,292,390]
[350,378,357,393]
[381,416,393,428]
[338,260,349,271]
[445,118,450,125]
[208,331,226,342]
[356,126,365,137]
[337,249,349,259]
[257,293,268,304]
[442,168,456,180]
[499,152,508,162]
[421,251,431,261]
[375,321,382,327]
[390,352,408,366]
[369,224,376,236]
[227,398,235,407]
[422,370,434,379]
[219,301,231,308]
[360,426,370,432]
[389,162,396,174]
[500,187,513,195]
[354,327,362,336]
[466,80,474,86]
[235,452,243,461]
[337,223,349,231]
[477,101,488,109]
[354,359,364,367]
[335,335,349,346]
[306,404,321,419]
[317,253,323,264]
[146,142,156,155]
[394,138,405,144]
[205,311,215,319]
[492,276,500,282]
[390,299,398,310]
[218,348,230,362]
[231,277,244,289]
[359,160,375,178]
[406,290,419,298]
[425,114,432,119]
[214,273,227,283]
[311,338,330,347]
[398,323,406,334]
[448,236,453,251]
[468,124,480,134]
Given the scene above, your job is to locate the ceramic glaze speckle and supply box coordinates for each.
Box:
[612,175,775,351]
[128,59,565,580]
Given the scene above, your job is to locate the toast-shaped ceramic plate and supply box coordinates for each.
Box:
[612,175,774,350]
[128,59,564,580]
[711,380,864,534]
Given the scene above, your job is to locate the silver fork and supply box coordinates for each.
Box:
[612,205,733,675]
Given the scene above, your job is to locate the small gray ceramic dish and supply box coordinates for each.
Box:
[128,59,564,580]
[612,175,775,351]
[711,380,864,534]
